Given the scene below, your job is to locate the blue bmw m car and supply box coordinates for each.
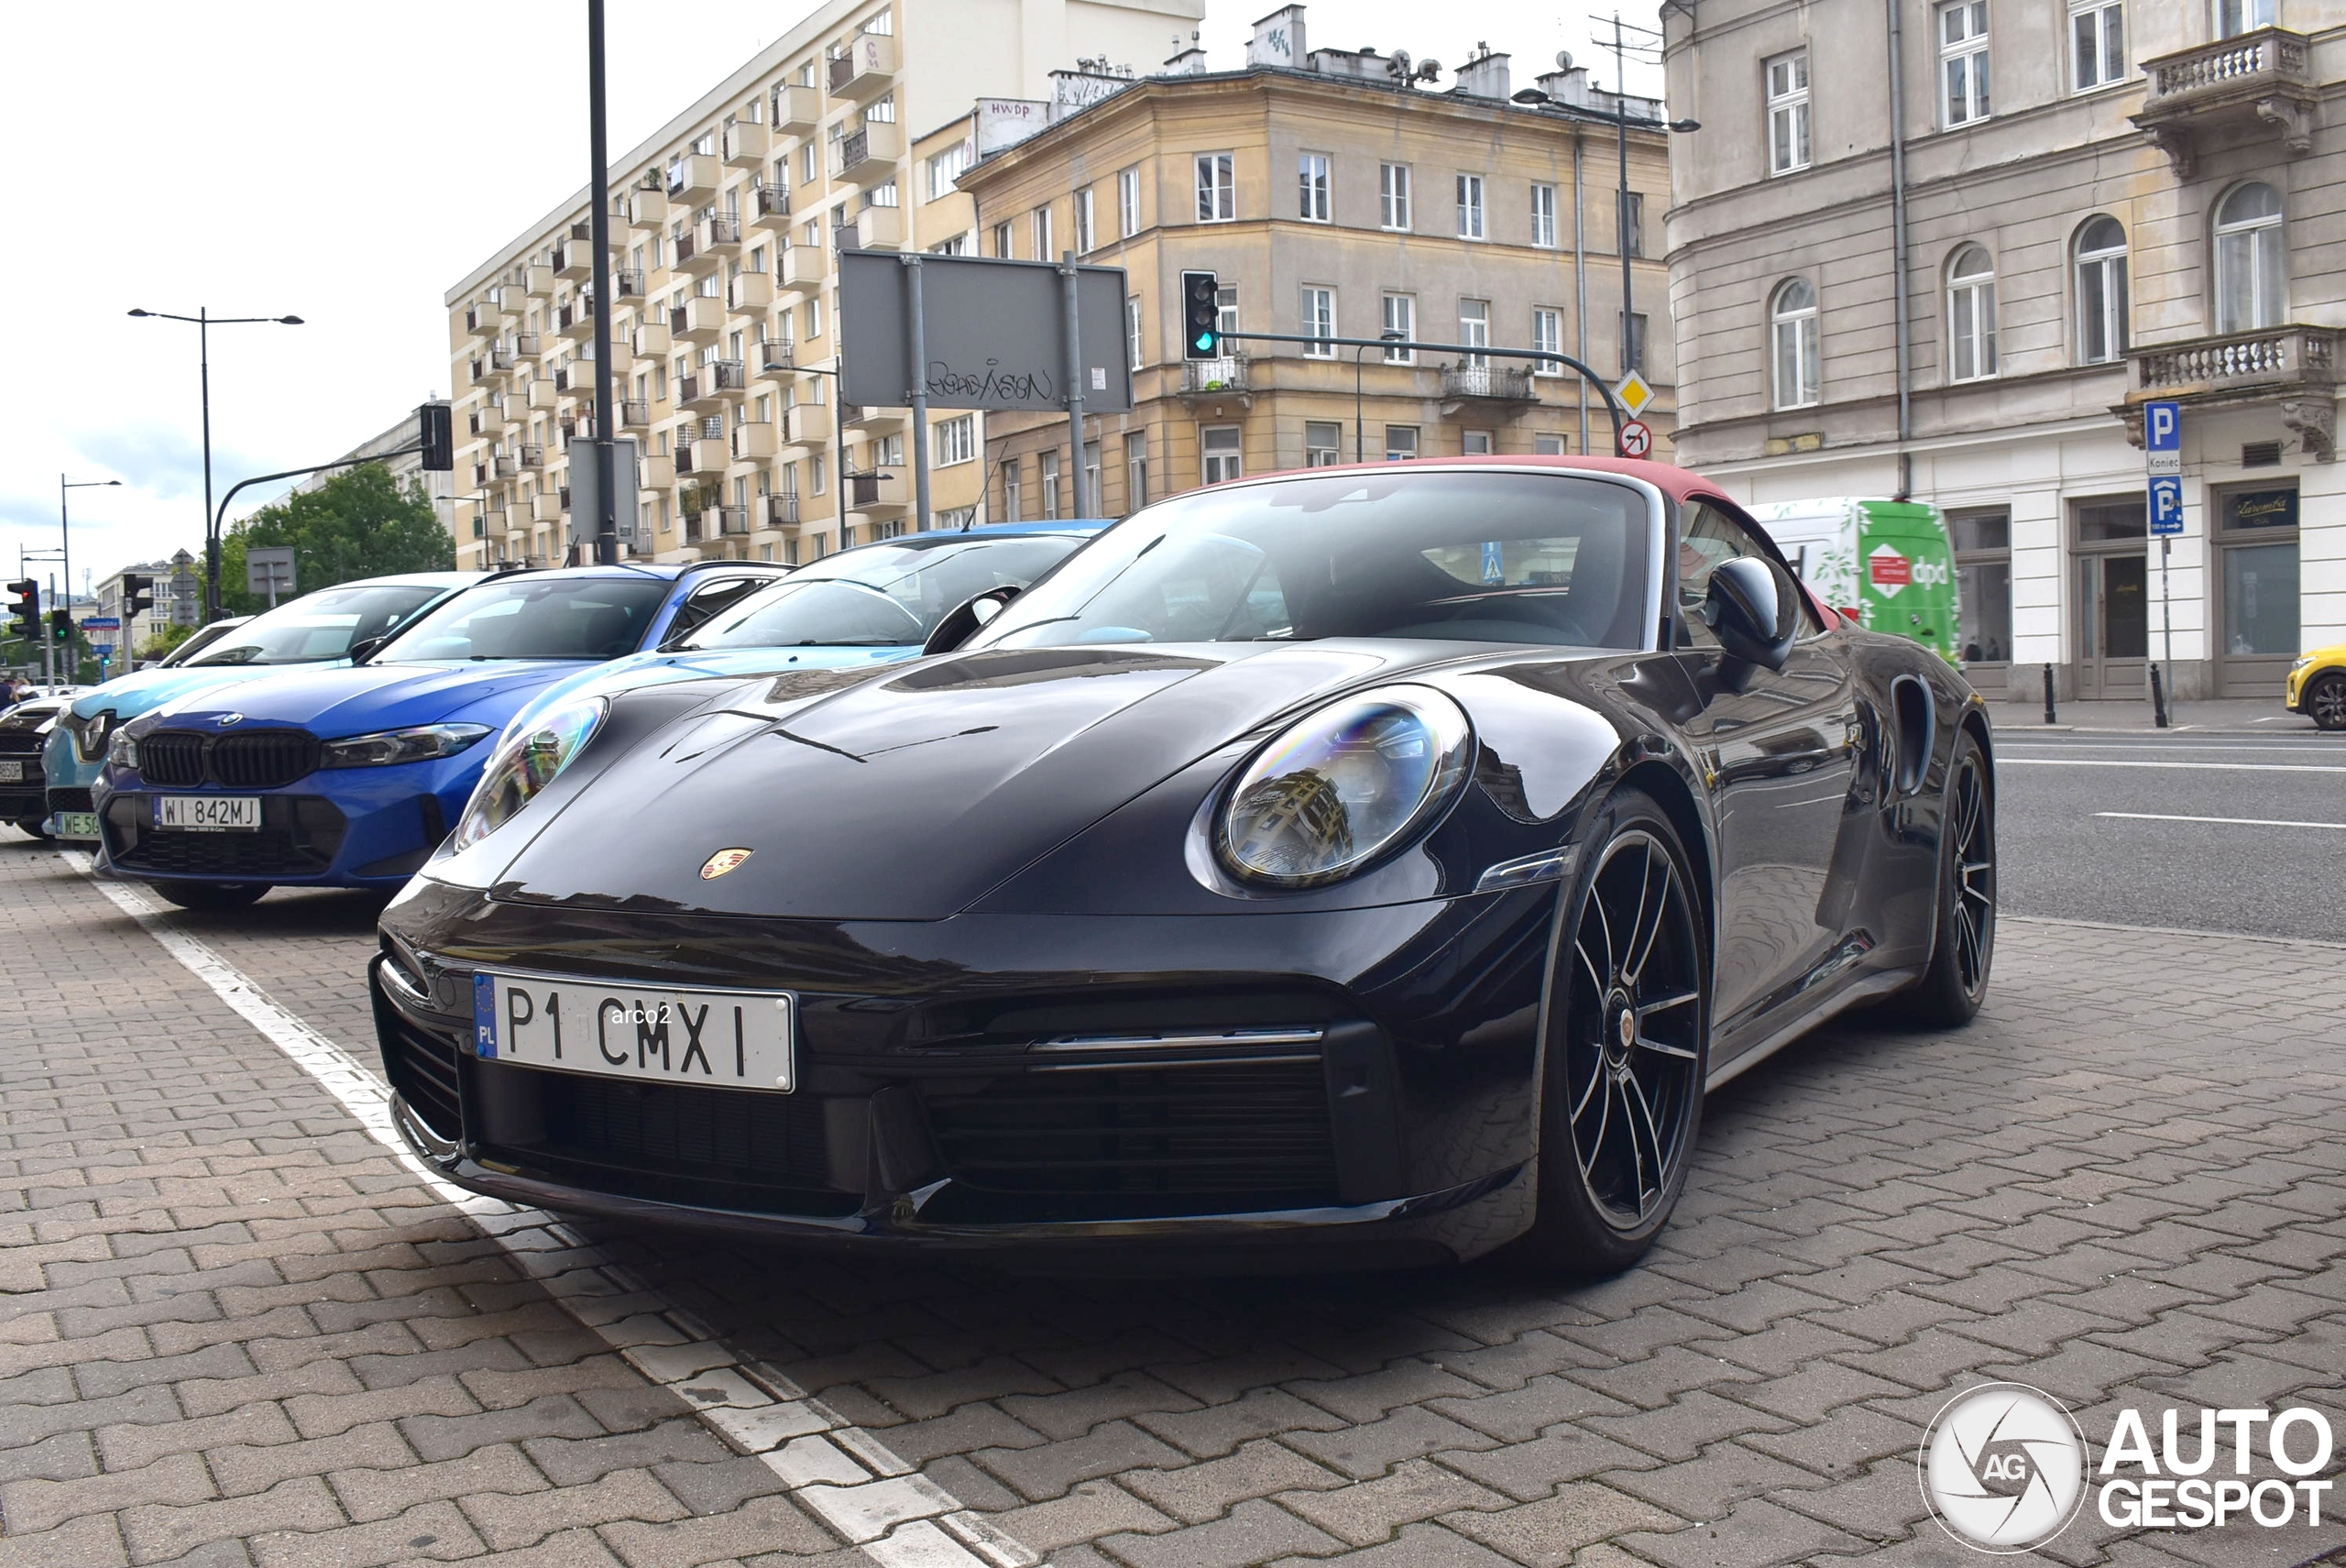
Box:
[94,560,784,905]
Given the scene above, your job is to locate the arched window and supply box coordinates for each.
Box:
[2074,216,2129,364]
[2214,182,2285,333]
[1946,245,1997,382]
[1770,278,1820,409]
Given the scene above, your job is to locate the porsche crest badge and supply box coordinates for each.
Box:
[699,848,753,880]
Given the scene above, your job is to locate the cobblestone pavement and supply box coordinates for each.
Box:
[3,837,2341,1568]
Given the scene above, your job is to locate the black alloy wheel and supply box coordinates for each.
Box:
[1508,786,1708,1276]
[2308,672,2346,731]
[1891,727,1995,1025]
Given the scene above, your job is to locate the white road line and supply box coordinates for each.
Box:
[1997,758,2346,773]
[2094,812,2346,830]
[63,853,1033,1568]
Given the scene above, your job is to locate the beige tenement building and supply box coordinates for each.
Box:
[444,0,1201,569]
[956,7,1672,520]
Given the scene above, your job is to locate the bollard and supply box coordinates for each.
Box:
[2043,663,2056,725]
[2150,663,2169,729]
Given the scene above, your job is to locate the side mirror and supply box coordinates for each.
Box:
[346,634,388,665]
[1702,556,1797,672]
[923,587,1017,656]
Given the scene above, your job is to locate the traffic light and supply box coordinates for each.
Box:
[49,608,72,640]
[1180,269,1222,360]
[121,574,155,619]
[5,581,35,641]
[418,401,454,472]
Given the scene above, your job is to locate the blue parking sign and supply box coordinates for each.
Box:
[2144,400,2180,455]
[2149,475,2184,536]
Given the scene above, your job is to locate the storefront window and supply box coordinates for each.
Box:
[1949,509,2012,667]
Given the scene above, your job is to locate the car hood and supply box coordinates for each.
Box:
[74,661,347,721]
[503,643,916,739]
[139,660,594,740]
[494,641,1464,920]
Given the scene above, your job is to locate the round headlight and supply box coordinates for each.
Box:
[1217,685,1473,888]
[451,698,607,850]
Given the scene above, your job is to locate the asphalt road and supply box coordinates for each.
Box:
[1991,725,2346,939]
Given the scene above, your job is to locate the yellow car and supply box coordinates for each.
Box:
[2287,643,2346,730]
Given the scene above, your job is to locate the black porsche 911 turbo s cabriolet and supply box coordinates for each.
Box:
[372,456,1994,1273]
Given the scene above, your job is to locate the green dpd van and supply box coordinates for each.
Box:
[1748,498,1962,665]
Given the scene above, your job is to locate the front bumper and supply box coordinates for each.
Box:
[371,874,1559,1266]
[99,760,480,887]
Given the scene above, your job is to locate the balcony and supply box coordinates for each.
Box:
[626,187,668,229]
[475,397,510,433]
[639,454,674,489]
[557,297,596,341]
[520,265,555,300]
[772,83,819,132]
[782,402,834,449]
[631,321,672,358]
[756,339,795,378]
[679,363,743,412]
[464,302,494,337]
[828,33,896,100]
[554,243,590,282]
[836,205,902,251]
[669,295,726,345]
[846,473,906,520]
[751,184,792,232]
[718,507,752,536]
[525,378,556,411]
[1179,356,1248,395]
[779,245,828,293]
[673,229,709,277]
[677,428,729,477]
[765,494,801,528]
[619,398,651,428]
[666,153,720,202]
[613,267,645,300]
[2133,28,2316,177]
[730,422,777,462]
[700,214,744,258]
[728,271,773,312]
[1440,363,1539,405]
[831,121,901,184]
[722,121,769,167]
[552,367,573,395]
[493,454,519,479]
[2128,323,2338,459]
[842,403,904,433]
[532,492,564,523]
[516,443,546,469]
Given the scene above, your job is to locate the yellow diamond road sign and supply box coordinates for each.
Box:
[1614,370,1655,418]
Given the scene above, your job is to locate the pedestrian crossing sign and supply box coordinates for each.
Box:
[1614,370,1654,418]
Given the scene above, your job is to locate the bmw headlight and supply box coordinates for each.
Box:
[319,723,492,769]
[1217,685,1473,888]
[107,728,138,769]
[451,699,607,850]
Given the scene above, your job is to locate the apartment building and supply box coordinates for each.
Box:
[444,0,1202,570]
[957,6,1672,521]
[1663,0,2342,701]
[93,551,199,661]
[294,407,456,538]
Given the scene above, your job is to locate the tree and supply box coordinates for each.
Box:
[139,623,199,661]
[218,463,454,617]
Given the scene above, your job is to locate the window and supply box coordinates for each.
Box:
[939,506,977,530]
[1535,433,1569,455]
[1384,425,1420,462]
[1305,421,1343,466]
[1618,312,1649,375]
[864,181,898,208]
[1459,299,1490,368]
[1217,286,1239,339]
[1196,152,1235,223]
[805,295,826,341]
[809,453,827,494]
[2075,216,2129,365]
[1678,503,1821,646]
[863,93,896,125]
[2217,0,2274,36]
[936,414,975,466]
[1003,462,1021,521]
[1939,0,1990,126]
[1770,278,1820,408]
[1619,192,1645,258]
[1299,152,1331,222]
[1462,430,1495,455]
[1767,51,1812,174]
[1124,432,1147,512]
[926,141,970,200]
[1072,188,1094,253]
[1382,293,1416,362]
[2214,181,2285,333]
[1301,286,1336,356]
[1456,174,1486,239]
[800,142,818,184]
[1118,166,1142,237]
[1946,245,1997,381]
[992,220,1014,259]
[1532,307,1564,375]
[1126,295,1144,371]
[2070,0,2126,90]
[1201,424,1243,485]
[931,234,969,256]
[1380,162,1412,229]
[1040,451,1061,519]
[1531,183,1558,248]
[1084,442,1102,511]
[1032,205,1054,260]
[1949,510,2012,667]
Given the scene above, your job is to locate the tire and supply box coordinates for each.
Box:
[1889,727,1995,1026]
[151,881,269,910]
[1507,785,1709,1277]
[2307,673,2346,731]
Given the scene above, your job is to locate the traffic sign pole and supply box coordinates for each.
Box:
[2144,400,2181,727]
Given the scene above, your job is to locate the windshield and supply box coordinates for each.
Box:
[185,587,443,666]
[683,537,1081,649]
[375,575,669,662]
[971,472,1652,652]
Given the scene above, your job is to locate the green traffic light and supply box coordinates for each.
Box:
[1194,332,1216,352]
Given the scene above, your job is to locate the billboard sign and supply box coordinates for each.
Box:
[839,250,1132,414]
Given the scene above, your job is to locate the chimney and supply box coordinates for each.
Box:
[1164,31,1208,74]
[1452,43,1511,101]
[1248,5,1308,69]
[1536,52,1595,108]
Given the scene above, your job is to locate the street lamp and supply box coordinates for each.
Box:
[59,476,121,682]
[126,306,304,622]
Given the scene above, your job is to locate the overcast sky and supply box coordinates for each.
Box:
[0,1,1661,594]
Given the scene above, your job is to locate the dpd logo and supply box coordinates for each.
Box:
[1920,1383,2091,1552]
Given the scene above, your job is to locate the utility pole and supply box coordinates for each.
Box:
[586,0,619,565]
[1587,13,1666,378]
